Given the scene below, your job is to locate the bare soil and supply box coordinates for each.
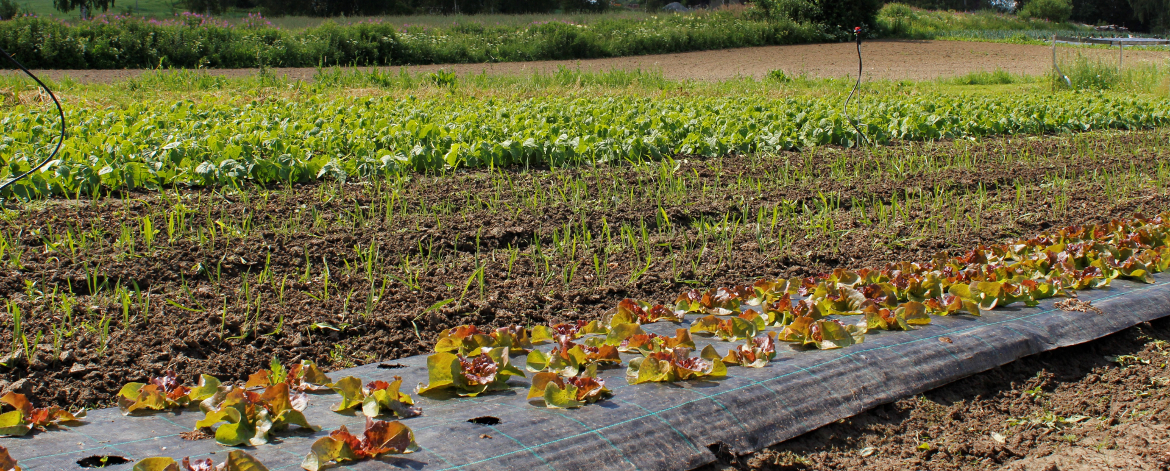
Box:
[7,40,1167,84]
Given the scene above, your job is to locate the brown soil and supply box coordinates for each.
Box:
[7,40,1167,84]
[697,317,1170,471]
[0,130,1168,468]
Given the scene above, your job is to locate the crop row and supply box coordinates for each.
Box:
[3,91,1168,197]
[1,211,1167,469]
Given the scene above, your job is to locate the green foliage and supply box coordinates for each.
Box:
[1019,0,1073,22]
[329,376,422,418]
[0,11,823,69]
[131,451,269,471]
[416,347,525,396]
[4,88,1170,198]
[52,0,115,17]
[195,383,318,446]
[1129,0,1170,33]
[0,0,19,21]
[877,3,1086,39]
[302,418,416,471]
[0,392,85,436]
[116,372,221,415]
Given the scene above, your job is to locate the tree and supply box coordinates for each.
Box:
[1129,0,1170,32]
[54,0,116,18]
[1017,0,1072,22]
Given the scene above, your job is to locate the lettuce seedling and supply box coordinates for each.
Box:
[778,317,865,350]
[330,376,420,419]
[301,418,417,471]
[526,336,621,376]
[613,328,695,353]
[416,347,525,397]
[527,368,611,408]
[0,392,85,437]
[130,450,268,471]
[245,358,331,392]
[118,372,221,415]
[862,302,932,331]
[688,314,759,342]
[626,347,727,384]
[434,325,534,354]
[607,299,684,326]
[531,320,608,344]
[196,383,318,446]
[700,333,777,368]
[0,445,21,471]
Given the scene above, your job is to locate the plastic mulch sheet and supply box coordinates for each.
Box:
[7,273,1170,471]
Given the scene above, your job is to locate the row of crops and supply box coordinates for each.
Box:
[2,213,1167,469]
[2,90,1167,197]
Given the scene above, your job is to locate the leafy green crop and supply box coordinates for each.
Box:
[302,418,417,471]
[329,376,421,419]
[416,347,525,397]
[131,451,268,471]
[4,91,1169,197]
[195,383,318,446]
[0,392,85,437]
[117,372,221,415]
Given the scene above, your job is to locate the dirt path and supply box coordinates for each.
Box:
[7,40,1167,84]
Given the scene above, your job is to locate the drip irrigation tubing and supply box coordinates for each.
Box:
[843,26,870,148]
[0,45,66,197]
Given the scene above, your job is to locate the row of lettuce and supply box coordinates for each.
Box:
[4,91,1169,198]
[2,214,1167,470]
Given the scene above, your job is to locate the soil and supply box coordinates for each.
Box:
[697,317,1170,471]
[0,129,1167,468]
[6,40,1166,84]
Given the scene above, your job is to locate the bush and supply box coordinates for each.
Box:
[1018,0,1073,22]
[0,0,19,21]
[0,12,825,68]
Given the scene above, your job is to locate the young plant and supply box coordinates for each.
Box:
[625,347,727,384]
[0,445,19,471]
[330,376,421,419]
[606,299,684,326]
[130,450,268,471]
[195,383,318,446]
[778,317,866,350]
[416,347,525,397]
[245,358,332,392]
[527,368,612,409]
[301,418,417,471]
[117,372,221,415]
[0,392,86,437]
[688,313,764,342]
[700,333,777,368]
[525,336,622,376]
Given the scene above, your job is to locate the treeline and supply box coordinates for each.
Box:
[0,11,825,69]
[891,0,1169,32]
[187,0,609,15]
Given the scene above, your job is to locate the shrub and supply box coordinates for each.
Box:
[0,0,19,21]
[1018,0,1072,22]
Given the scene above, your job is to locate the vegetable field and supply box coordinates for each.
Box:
[1,61,1170,469]
[3,84,1169,198]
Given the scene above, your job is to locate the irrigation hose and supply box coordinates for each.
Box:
[843,26,870,148]
[0,45,66,197]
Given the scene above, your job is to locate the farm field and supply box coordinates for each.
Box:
[1,39,1170,470]
[11,39,1169,84]
[1,120,1168,403]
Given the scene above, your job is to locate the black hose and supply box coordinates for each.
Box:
[0,45,66,196]
[843,26,870,148]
